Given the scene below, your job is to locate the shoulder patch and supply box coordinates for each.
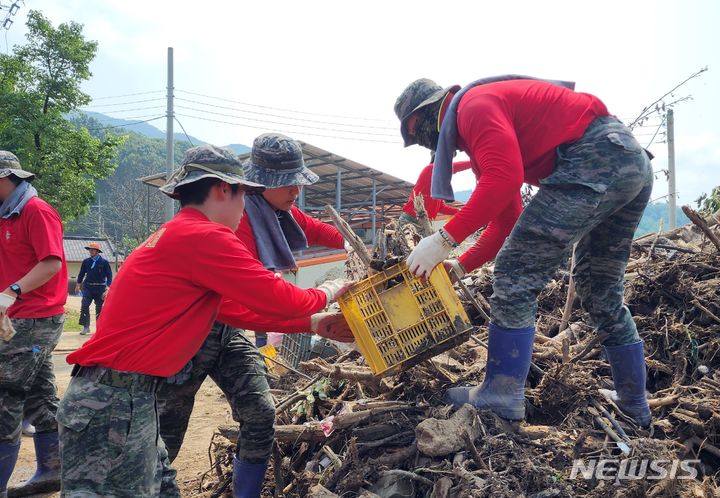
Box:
[144,227,167,248]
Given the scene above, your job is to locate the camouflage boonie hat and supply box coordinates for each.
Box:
[0,150,35,181]
[394,78,460,147]
[243,133,319,188]
[160,144,265,199]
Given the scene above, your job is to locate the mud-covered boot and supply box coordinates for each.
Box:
[601,340,652,427]
[446,324,535,420]
[7,432,60,497]
[0,442,20,498]
[232,455,267,498]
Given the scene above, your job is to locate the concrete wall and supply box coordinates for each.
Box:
[282,260,346,288]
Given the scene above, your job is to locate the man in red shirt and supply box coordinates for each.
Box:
[57,145,353,497]
[0,151,68,498]
[157,134,351,498]
[399,159,471,227]
[395,78,654,427]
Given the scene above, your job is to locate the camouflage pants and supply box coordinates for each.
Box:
[491,117,653,347]
[57,371,180,497]
[156,321,275,464]
[0,314,64,445]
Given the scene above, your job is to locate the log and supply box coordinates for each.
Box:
[299,358,378,382]
[682,205,720,251]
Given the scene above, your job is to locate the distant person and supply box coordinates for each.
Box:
[0,150,68,497]
[399,160,471,227]
[75,241,113,335]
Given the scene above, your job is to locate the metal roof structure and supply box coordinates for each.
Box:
[139,142,414,238]
[63,236,123,263]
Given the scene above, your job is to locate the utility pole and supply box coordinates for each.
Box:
[165,47,175,221]
[667,109,676,229]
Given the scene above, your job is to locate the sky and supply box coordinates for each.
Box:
[3,0,719,206]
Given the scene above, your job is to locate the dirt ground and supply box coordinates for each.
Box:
[9,296,234,497]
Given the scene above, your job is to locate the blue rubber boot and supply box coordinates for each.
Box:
[602,341,652,427]
[446,324,535,420]
[232,455,267,498]
[254,332,268,348]
[0,443,20,498]
[7,432,60,497]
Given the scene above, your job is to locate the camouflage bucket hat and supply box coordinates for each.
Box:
[243,133,319,188]
[0,151,35,181]
[394,78,460,147]
[160,144,266,199]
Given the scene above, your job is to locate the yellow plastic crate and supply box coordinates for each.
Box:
[338,262,472,377]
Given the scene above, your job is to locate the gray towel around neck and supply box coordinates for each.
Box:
[0,181,38,219]
[244,195,308,271]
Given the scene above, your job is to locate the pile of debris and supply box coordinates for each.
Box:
[190,205,719,498]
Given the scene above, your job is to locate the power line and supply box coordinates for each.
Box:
[84,97,166,108]
[646,115,668,148]
[174,104,398,138]
[176,89,394,124]
[85,116,165,132]
[174,116,195,146]
[88,90,165,101]
[174,96,397,131]
[81,105,167,114]
[175,112,401,145]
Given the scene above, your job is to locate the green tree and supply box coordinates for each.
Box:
[0,10,123,220]
[696,186,720,217]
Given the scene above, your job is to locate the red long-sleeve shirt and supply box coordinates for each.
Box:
[67,208,328,376]
[440,80,609,272]
[216,205,344,329]
[402,162,472,219]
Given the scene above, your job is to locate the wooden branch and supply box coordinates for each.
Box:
[682,204,720,251]
[300,358,378,382]
[275,375,321,414]
[413,194,435,237]
[691,299,720,325]
[456,278,490,323]
[559,245,577,333]
[378,470,434,488]
[570,332,608,363]
[648,219,663,258]
[324,204,373,266]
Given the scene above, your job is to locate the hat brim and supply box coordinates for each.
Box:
[84,246,103,253]
[160,170,266,199]
[243,160,319,188]
[0,168,35,181]
[399,85,460,147]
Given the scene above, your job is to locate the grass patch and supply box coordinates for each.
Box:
[63,309,83,333]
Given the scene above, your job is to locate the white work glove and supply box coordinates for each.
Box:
[310,311,354,343]
[344,240,354,253]
[406,230,456,279]
[443,259,466,284]
[316,278,354,303]
[0,313,16,343]
[0,292,16,314]
[0,293,17,343]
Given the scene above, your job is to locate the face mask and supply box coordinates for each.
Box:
[413,100,443,151]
